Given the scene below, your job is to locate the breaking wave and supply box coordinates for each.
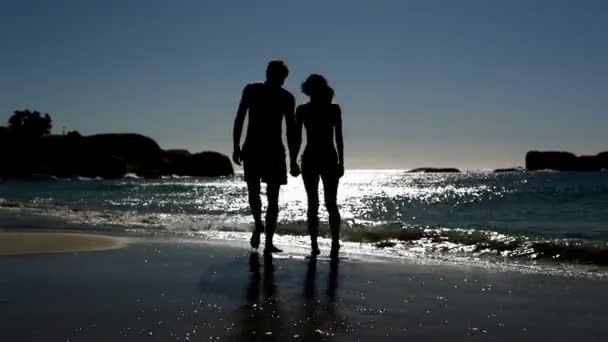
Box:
[2,201,607,269]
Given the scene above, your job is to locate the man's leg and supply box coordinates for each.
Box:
[264,182,282,253]
[302,172,321,255]
[246,178,264,249]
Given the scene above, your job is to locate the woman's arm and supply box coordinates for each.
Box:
[335,105,344,176]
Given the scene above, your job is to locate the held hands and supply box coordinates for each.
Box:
[290,160,301,177]
[290,161,343,178]
[232,147,242,166]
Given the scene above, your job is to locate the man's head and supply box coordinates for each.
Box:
[265,60,289,86]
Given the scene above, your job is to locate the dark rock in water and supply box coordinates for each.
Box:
[493,167,524,173]
[190,151,233,177]
[165,149,191,157]
[166,150,233,177]
[0,131,147,179]
[526,151,577,171]
[76,155,128,179]
[597,152,608,167]
[0,127,233,179]
[408,167,460,173]
[578,155,601,171]
[164,149,192,175]
[30,133,151,179]
[84,133,166,178]
[526,151,608,171]
[0,130,41,177]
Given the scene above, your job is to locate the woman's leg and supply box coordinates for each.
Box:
[322,173,341,253]
[302,171,320,254]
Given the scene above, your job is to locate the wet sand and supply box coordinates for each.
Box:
[0,232,126,255]
[0,237,607,341]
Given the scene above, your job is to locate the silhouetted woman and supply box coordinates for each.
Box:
[290,74,344,256]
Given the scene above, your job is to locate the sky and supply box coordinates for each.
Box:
[1,0,606,169]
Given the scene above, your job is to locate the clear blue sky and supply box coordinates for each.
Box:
[1,0,606,169]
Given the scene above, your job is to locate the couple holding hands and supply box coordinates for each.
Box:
[233,60,344,257]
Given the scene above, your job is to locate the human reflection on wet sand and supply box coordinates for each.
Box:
[246,252,262,301]
[304,255,340,301]
[327,256,339,301]
[235,252,282,341]
[235,252,345,340]
[299,255,343,341]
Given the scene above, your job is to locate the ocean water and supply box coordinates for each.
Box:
[1,170,607,276]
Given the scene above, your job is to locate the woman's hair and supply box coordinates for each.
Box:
[301,74,334,102]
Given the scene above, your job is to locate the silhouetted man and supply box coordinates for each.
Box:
[233,60,296,253]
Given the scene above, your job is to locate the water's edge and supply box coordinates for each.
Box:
[1,204,606,280]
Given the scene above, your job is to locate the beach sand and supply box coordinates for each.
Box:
[0,234,607,341]
[0,231,126,255]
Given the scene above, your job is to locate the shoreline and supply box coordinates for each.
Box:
[0,231,127,256]
[1,227,607,280]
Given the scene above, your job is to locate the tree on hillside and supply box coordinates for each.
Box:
[8,110,52,137]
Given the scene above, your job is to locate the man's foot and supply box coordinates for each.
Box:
[250,232,261,249]
[330,241,340,258]
[311,241,320,256]
[264,243,283,254]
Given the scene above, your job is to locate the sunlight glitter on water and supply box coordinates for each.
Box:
[2,170,608,275]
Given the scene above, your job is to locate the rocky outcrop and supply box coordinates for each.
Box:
[597,152,608,169]
[526,151,608,171]
[408,167,460,173]
[493,167,524,173]
[164,149,192,175]
[165,150,233,177]
[84,134,166,178]
[0,129,233,179]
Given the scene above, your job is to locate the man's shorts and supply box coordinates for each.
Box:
[243,153,287,185]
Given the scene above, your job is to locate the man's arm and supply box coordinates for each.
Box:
[284,95,298,163]
[289,106,303,176]
[335,105,345,177]
[232,85,250,165]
